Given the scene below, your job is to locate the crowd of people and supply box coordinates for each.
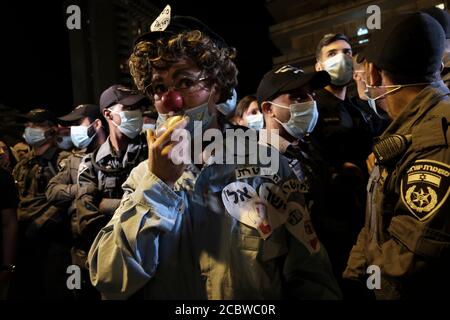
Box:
[1,5,449,300]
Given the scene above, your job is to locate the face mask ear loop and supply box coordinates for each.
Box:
[108,109,121,128]
[268,101,290,110]
[372,85,403,101]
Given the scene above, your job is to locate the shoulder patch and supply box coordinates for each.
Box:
[401,159,450,221]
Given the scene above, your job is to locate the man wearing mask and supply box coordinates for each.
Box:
[75,86,148,273]
[12,109,72,299]
[313,33,372,172]
[46,104,106,299]
[344,12,450,299]
[351,54,390,138]
[310,33,374,298]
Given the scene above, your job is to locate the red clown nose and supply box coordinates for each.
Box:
[161,90,184,112]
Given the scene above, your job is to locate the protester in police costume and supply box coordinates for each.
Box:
[87,6,341,300]
[344,12,450,299]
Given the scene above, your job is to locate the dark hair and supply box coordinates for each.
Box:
[315,33,351,62]
[234,95,257,118]
[129,30,238,104]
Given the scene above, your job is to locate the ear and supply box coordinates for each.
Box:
[94,118,102,129]
[315,61,323,72]
[103,109,112,121]
[366,62,382,86]
[235,117,245,126]
[261,102,274,117]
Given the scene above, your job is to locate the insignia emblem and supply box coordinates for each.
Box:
[401,160,450,221]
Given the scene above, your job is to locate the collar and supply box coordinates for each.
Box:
[258,129,294,154]
[95,136,142,163]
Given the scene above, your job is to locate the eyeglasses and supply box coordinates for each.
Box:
[145,74,209,97]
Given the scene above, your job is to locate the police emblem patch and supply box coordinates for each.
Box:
[401,160,450,221]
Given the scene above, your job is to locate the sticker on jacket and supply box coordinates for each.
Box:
[222,182,272,239]
[285,201,320,254]
[401,159,450,221]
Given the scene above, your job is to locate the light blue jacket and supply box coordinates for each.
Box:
[87,143,342,300]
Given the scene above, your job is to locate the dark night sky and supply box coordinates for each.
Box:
[0,0,276,116]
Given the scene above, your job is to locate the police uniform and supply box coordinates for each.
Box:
[76,134,147,256]
[344,13,450,299]
[312,88,373,170]
[12,146,72,299]
[46,150,87,265]
[344,81,450,299]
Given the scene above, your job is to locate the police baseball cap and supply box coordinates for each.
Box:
[257,65,330,105]
[422,6,450,39]
[23,108,57,124]
[58,104,101,123]
[99,85,149,111]
[357,12,445,78]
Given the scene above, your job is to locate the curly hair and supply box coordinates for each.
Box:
[129,30,238,103]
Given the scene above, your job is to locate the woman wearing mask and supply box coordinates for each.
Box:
[232,95,264,130]
[87,8,340,300]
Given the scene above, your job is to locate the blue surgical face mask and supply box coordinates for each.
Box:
[245,113,264,131]
[71,123,96,149]
[215,89,237,117]
[270,100,319,139]
[57,135,74,150]
[23,127,49,147]
[110,109,143,139]
[322,53,353,86]
[142,123,156,131]
[184,93,215,135]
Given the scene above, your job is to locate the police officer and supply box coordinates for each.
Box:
[45,104,107,298]
[75,86,149,265]
[344,12,450,299]
[313,33,373,172]
[12,108,72,299]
